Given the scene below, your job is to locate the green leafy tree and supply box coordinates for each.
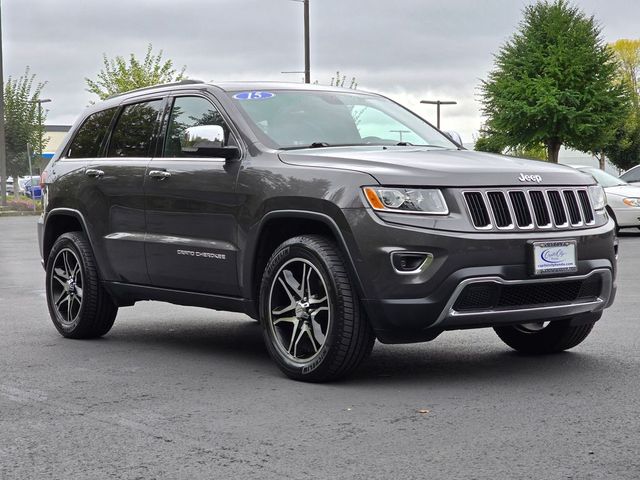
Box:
[475,127,547,160]
[480,0,628,163]
[474,127,506,154]
[508,144,548,161]
[604,39,640,171]
[3,67,47,197]
[85,44,186,101]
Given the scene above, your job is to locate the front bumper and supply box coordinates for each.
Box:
[343,208,617,343]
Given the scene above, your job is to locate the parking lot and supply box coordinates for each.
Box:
[1,215,639,479]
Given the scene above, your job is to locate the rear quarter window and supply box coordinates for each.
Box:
[66,108,117,159]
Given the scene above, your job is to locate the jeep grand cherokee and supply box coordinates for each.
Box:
[38,80,617,381]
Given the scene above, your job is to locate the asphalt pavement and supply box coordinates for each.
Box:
[1,216,639,479]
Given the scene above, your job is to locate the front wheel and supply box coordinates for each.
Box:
[494,319,596,354]
[259,235,375,382]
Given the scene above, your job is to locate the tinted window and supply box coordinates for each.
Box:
[163,96,232,157]
[66,108,117,158]
[107,100,163,157]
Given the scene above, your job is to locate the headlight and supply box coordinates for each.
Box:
[623,197,640,207]
[588,185,606,211]
[363,187,449,214]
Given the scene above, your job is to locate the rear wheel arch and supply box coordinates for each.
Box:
[43,210,88,261]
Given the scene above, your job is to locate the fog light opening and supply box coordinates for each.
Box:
[391,252,433,274]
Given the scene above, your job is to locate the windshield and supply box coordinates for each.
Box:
[580,168,626,188]
[229,90,458,150]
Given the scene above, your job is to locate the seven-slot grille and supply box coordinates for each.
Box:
[463,188,595,230]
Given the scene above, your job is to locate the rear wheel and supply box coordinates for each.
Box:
[494,318,596,354]
[259,235,375,382]
[46,232,118,338]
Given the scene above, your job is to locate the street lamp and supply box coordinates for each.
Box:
[420,99,457,129]
[288,0,310,83]
[28,98,51,170]
[0,2,7,206]
[24,98,51,209]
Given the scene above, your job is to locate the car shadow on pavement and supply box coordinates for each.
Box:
[349,342,612,387]
[92,316,617,387]
[102,317,272,363]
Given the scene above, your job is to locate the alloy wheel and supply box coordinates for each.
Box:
[268,258,331,362]
[50,248,84,326]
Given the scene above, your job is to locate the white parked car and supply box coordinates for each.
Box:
[4,176,14,195]
[576,166,640,230]
[619,164,640,185]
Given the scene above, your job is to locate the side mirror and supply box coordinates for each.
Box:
[181,125,240,160]
[444,130,463,146]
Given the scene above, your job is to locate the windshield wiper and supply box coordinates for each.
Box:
[309,142,331,148]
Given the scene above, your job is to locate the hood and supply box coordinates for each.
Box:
[279,147,594,187]
[604,184,640,198]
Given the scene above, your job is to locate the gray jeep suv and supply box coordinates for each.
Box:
[38,80,617,381]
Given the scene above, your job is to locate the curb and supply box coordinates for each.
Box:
[0,210,42,217]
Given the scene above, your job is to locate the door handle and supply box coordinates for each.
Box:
[148,170,171,180]
[85,169,104,178]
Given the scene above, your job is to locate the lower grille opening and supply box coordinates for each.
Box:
[453,277,602,312]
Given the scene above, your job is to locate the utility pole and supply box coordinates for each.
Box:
[285,0,310,83]
[0,1,7,207]
[420,99,457,129]
[303,0,310,83]
[33,98,51,171]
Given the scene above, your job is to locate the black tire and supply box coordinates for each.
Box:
[46,231,118,339]
[259,234,375,382]
[494,319,595,354]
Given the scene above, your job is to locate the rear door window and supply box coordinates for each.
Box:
[107,100,164,157]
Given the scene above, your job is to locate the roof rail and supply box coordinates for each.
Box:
[106,79,205,100]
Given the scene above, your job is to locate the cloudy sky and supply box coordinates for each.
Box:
[3,0,639,142]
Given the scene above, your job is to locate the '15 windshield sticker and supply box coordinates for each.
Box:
[233,91,275,100]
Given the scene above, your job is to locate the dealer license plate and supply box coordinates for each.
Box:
[532,240,577,275]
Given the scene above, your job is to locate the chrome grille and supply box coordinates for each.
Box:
[463,192,491,228]
[508,191,533,228]
[577,190,594,224]
[463,188,595,231]
[486,192,512,228]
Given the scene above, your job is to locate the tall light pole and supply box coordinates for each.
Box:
[303,0,310,83]
[288,0,310,83]
[33,98,51,168]
[0,1,7,207]
[420,99,457,129]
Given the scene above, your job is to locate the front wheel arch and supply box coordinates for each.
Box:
[248,210,367,315]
